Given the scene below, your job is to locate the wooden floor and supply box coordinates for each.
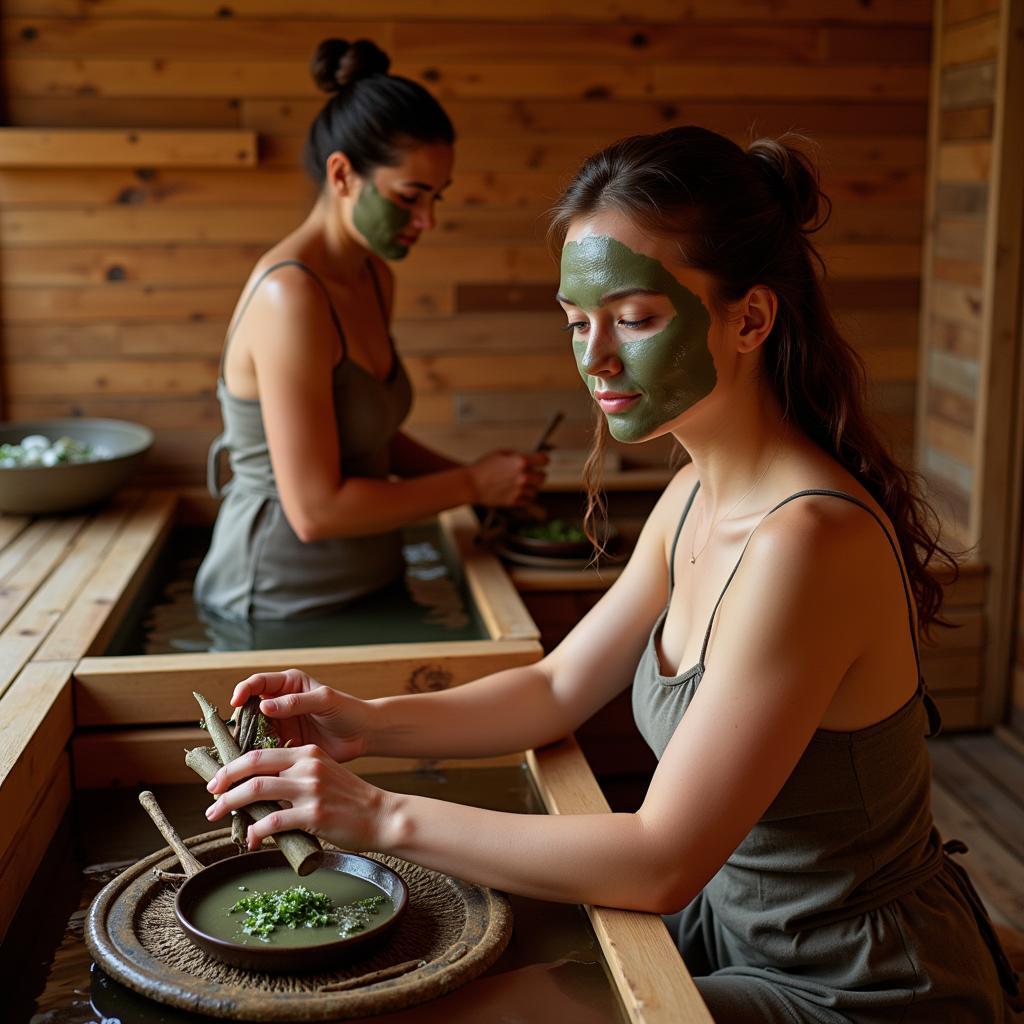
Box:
[929,728,1024,930]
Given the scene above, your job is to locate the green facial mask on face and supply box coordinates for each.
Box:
[559,235,716,442]
[352,178,412,261]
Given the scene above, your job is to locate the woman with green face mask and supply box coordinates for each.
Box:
[195,39,547,624]
[202,127,1019,1021]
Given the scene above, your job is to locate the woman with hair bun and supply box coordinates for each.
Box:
[195,39,546,623]
[204,126,1019,1019]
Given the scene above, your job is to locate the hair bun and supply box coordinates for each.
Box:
[747,136,830,232]
[310,38,391,94]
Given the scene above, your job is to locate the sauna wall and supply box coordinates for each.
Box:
[916,0,1024,731]
[0,1,931,490]
[917,0,1003,539]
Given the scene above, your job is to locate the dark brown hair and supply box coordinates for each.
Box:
[549,126,957,632]
[304,38,454,183]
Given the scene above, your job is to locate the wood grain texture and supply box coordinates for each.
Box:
[0,752,71,942]
[528,738,713,1023]
[74,639,543,726]
[0,128,256,168]
[0,6,930,525]
[0,660,74,867]
[0,1,932,23]
[72,726,524,787]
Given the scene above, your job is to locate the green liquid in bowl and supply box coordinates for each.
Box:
[189,865,395,948]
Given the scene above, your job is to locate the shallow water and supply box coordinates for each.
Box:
[108,522,487,655]
[12,767,631,1024]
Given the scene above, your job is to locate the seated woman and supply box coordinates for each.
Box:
[204,126,1019,1020]
[195,38,546,622]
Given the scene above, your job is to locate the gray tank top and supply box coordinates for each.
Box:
[633,483,950,913]
[633,483,1020,1005]
[193,259,413,620]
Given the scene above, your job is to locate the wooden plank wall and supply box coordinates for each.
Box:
[0,1,931,490]
[917,0,1024,732]
[916,0,1000,538]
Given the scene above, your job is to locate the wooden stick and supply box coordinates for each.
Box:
[194,692,243,764]
[318,957,427,992]
[184,740,324,876]
[138,790,206,878]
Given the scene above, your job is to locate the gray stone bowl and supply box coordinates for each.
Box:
[0,418,154,515]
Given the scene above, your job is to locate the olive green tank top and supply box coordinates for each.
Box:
[632,484,1019,1006]
[194,259,413,620]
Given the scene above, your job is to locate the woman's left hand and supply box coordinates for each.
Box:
[204,744,390,851]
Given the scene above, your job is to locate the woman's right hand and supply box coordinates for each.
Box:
[229,669,368,763]
[468,449,548,508]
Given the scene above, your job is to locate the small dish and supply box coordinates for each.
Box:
[175,849,409,973]
[503,521,618,560]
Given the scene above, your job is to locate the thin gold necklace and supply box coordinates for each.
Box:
[689,444,781,564]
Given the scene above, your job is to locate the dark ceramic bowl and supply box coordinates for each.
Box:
[175,849,409,973]
[504,522,618,559]
[0,418,153,514]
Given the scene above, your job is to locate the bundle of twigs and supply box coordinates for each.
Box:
[184,691,323,876]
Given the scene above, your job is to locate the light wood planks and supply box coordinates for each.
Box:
[35,490,177,660]
[74,639,542,726]
[0,660,74,868]
[528,737,713,1024]
[929,734,1024,929]
[0,752,71,942]
[0,2,933,491]
[975,0,1024,733]
[440,506,542,643]
[0,128,257,168]
[71,726,523,788]
[912,0,1024,730]
[0,496,134,700]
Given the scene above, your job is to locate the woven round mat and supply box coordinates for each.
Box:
[85,828,513,1021]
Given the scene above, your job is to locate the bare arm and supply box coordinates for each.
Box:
[389,430,462,476]
[248,268,537,541]
[208,495,878,911]
[229,469,693,759]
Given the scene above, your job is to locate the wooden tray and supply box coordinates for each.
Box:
[85,828,512,1021]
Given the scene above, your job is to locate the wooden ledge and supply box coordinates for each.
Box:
[0,128,257,168]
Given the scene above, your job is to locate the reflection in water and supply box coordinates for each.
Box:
[20,773,632,1024]
[113,524,484,655]
[88,958,616,1024]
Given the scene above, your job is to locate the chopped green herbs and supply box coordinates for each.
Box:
[513,519,587,543]
[335,895,390,939]
[229,884,388,942]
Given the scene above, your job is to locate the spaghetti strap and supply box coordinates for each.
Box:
[366,259,389,322]
[219,259,348,378]
[366,259,401,381]
[668,482,702,591]
[695,489,935,729]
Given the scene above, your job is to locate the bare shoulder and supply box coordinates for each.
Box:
[244,259,326,316]
[744,489,893,586]
[647,461,699,532]
[233,259,340,377]
[661,461,699,511]
[634,461,699,565]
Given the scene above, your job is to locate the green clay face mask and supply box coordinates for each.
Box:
[352,178,412,261]
[559,235,716,442]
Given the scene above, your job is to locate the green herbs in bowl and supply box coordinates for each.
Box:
[506,518,594,558]
[230,884,390,942]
